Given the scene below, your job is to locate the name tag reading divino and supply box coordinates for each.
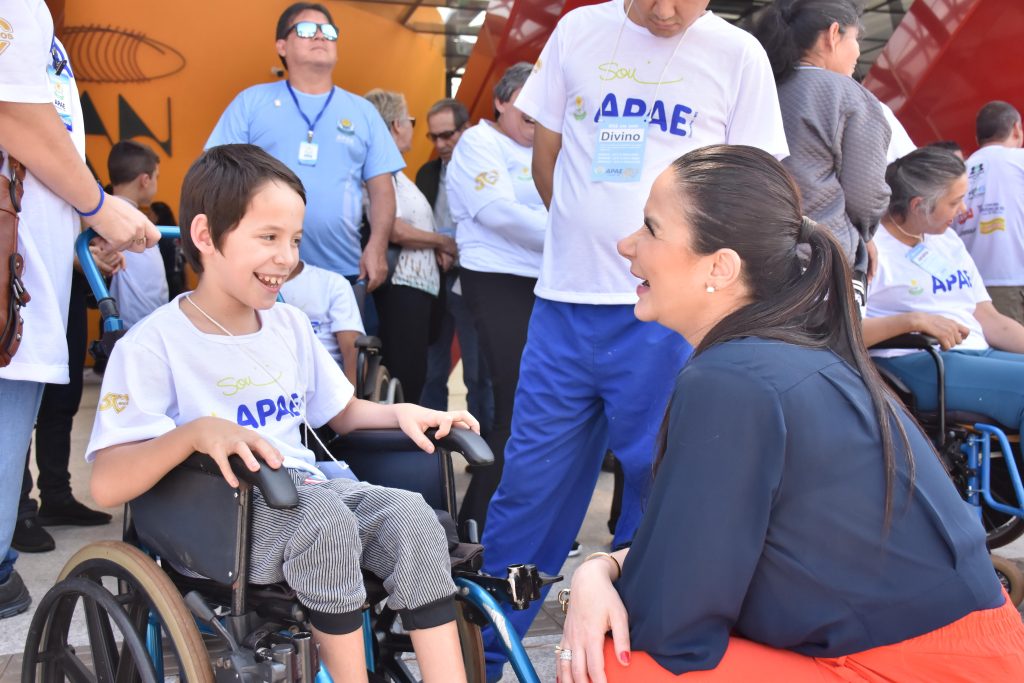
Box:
[591,116,647,183]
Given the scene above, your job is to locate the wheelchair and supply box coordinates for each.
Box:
[872,333,1024,605]
[20,231,560,683]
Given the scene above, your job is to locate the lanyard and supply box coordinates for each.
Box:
[285,81,336,143]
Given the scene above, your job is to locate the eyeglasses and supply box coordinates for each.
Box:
[288,21,339,41]
[427,129,460,142]
[407,117,416,128]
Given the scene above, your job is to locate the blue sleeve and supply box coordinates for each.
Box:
[205,90,253,149]
[617,360,786,674]
[359,97,405,181]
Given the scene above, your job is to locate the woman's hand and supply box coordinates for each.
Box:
[392,404,480,453]
[911,312,970,350]
[437,233,458,258]
[558,558,631,683]
[88,236,126,276]
[436,250,455,272]
[187,416,284,488]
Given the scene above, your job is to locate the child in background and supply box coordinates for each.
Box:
[108,141,168,326]
[86,144,473,683]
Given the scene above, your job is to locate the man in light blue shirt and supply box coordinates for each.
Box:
[206,2,403,290]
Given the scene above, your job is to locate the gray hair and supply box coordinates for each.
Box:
[885,146,966,219]
[427,98,469,129]
[364,89,407,129]
[976,101,1021,144]
[493,62,533,105]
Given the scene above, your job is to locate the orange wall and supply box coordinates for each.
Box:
[64,1,446,213]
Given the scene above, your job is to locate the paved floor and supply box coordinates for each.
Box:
[3,366,1023,683]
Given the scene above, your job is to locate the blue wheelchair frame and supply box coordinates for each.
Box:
[74,227,546,683]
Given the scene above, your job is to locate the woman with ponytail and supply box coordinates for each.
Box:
[554,146,1024,683]
[752,0,890,308]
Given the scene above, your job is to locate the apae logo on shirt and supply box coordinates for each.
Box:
[236,392,306,429]
[930,269,974,294]
[592,93,699,139]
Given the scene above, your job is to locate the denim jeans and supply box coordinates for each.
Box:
[0,378,45,581]
[420,271,493,431]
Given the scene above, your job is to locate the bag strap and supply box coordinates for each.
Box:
[1,152,24,213]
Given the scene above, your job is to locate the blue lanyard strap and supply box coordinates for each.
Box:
[285,81,335,143]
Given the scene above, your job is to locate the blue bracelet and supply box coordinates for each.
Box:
[76,182,105,217]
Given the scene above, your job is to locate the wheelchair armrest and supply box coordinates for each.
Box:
[182,453,299,509]
[354,335,382,351]
[869,333,938,351]
[426,427,494,466]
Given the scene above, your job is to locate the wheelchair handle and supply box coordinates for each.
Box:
[425,426,494,466]
[183,452,299,509]
[76,226,181,333]
[869,332,939,350]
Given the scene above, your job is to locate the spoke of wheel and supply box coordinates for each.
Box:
[82,596,120,683]
[56,646,99,683]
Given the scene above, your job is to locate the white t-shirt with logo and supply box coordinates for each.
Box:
[867,226,990,357]
[448,121,546,278]
[85,297,354,477]
[110,244,169,328]
[0,1,84,384]
[954,145,1024,286]
[280,263,364,365]
[515,2,789,303]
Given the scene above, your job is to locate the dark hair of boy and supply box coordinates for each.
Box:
[976,101,1022,144]
[178,144,307,274]
[108,140,159,187]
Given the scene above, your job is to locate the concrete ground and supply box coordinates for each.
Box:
[2,365,1023,682]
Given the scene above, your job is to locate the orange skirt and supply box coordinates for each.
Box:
[604,594,1024,682]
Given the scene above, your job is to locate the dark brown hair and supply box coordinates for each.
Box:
[751,0,862,84]
[976,100,1021,144]
[275,2,335,69]
[107,140,159,186]
[656,145,914,528]
[178,144,306,274]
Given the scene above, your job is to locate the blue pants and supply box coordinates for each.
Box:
[480,300,690,677]
[420,271,493,430]
[876,348,1024,434]
[0,379,45,582]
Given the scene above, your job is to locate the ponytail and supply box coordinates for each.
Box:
[751,0,862,84]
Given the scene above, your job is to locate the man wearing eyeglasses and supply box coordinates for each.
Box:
[415,99,493,432]
[206,2,403,297]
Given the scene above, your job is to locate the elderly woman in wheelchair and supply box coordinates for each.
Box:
[863,147,1024,553]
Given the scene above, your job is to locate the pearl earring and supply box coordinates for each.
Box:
[705,285,715,293]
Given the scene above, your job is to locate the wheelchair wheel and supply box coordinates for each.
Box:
[369,366,393,403]
[991,555,1024,608]
[982,452,1024,549]
[22,541,213,683]
[455,600,487,683]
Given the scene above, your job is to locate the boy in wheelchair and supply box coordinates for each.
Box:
[84,144,475,683]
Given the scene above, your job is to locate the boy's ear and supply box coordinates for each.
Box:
[190,214,216,257]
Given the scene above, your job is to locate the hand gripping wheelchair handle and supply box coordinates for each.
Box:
[425,426,494,467]
[182,452,299,509]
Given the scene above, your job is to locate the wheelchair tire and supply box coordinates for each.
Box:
[22,541,213,683]
[369,366,393,404]
[981,453,1024,549]
[991,555,1024,608]
[455,600,487,683]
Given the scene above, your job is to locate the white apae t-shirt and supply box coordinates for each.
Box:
[280,263,364,365]
[954,145,1024,286]
[85,297,355,476]
[867,226,990,357]
[515,2,789,304]
[0,2,84,384]
[448,121,546,278]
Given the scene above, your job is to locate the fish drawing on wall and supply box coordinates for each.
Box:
[63,25,186,83]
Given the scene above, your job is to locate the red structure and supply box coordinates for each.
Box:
[864,0,1024,155]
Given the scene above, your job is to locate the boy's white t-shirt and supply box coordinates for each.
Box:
[448,121,546,278]
[85,297,354,476]
[110,246,169,327]
[0,2,84,384]
[515,2,788,304]
[954,145,1024,286]
[280,263,364,365]
[867,226,990,357]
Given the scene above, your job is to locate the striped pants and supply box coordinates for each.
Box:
[249,470,457,635]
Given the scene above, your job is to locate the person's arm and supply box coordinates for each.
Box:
[975,301,1024,353]
[361,173,396,291]
[91,417,283,508]
[0,101,158,251]
[862,312,970,350]
[837,92,892,243]
[532,123,562,209]
[474,200,547,253]
[326,400,478,453]
[335,330,359,386]
[390,217,457,254]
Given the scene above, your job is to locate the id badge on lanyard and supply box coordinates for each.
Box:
[905,243,955,281]
[591,116,647,183]
[48,40,73,132]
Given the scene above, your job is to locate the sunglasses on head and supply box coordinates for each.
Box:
[288,21,339,41]
[427,129,459,142]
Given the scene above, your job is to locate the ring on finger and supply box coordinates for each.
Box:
[558,648,573,661]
